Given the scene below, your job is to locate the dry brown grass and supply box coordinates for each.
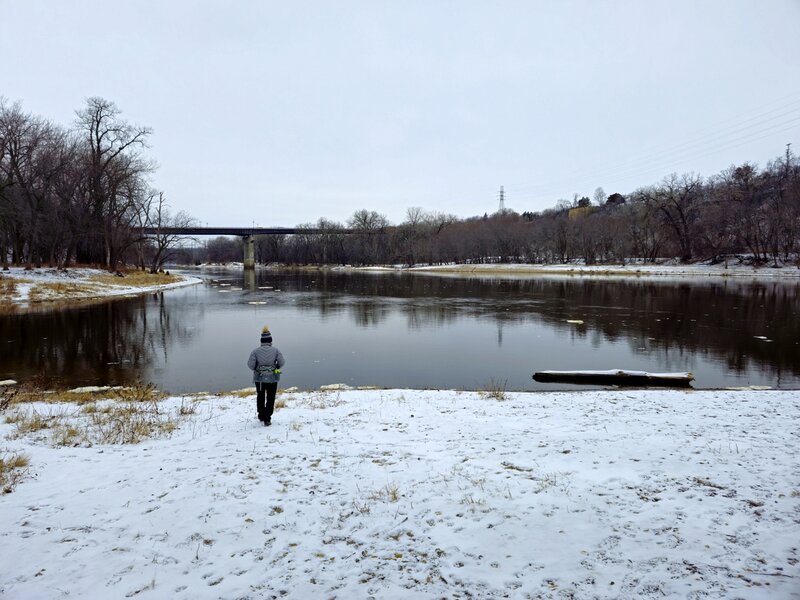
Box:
[52,424,85,447]
[8,400,179,446]
[0,276,23,311]
[2,267,185,310]
[6,408,56,434]
[90,270,180,287]
[10,388,98,405]
[87,400,177,444]
[225,388,255,398]
[112,382,165,403]
[7,383,181,446]
[480,378,508,401]
[27,281,101,303]
[8,383,160,405]
[0,452,30,494]
[0,276,19,295]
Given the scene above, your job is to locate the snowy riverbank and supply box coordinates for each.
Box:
[190,260,800,281]
[393,261,800,280]
[1,388,798,599]
[0,267,201,309]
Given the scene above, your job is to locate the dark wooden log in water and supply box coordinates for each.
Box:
[533,369,695,387]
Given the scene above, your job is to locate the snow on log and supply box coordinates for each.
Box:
[533,369,695,387]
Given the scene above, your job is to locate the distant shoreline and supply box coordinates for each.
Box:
[187,260,800,280]
[0,267,201,312]
[2,260,798,313]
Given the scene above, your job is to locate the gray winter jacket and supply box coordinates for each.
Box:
[247,343,286,384]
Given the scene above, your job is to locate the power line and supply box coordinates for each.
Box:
[505,98,800,203]
[507,102,800,197]
[513,122,799,204]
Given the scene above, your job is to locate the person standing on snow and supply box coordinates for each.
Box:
[247,326,286,426]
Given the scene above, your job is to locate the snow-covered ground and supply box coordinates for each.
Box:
[1,388,798,599]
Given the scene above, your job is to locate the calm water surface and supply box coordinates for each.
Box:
[2,269,799,393]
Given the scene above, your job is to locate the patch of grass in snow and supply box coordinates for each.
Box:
[112,382,165,403]
[41,390,115,404]
[9,394,183,447]
[90,269,180,287]
[51,423,86,447]
[369,483,401,503]
[7,383,162,405]
[531,471,571,494]
[6,407,57,434]
[177,398,197,415]
[0,276,22,307]
[294,391,345,409]
[352,499,371,514]
[87,400,177,444]
[460,493,486,506]
[480,378,508,401]
[500,462,571,493]
[27,281,102,302]
[0,451,30,493]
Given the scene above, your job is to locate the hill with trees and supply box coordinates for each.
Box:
[2,99,798,269]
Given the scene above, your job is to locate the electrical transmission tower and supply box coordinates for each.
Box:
[497,186,505,213]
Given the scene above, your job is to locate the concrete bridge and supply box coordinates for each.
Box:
[139,226,351,268]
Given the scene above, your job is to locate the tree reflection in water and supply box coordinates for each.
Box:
[0,292,198,389]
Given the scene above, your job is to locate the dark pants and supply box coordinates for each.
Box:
[256,382,278,422]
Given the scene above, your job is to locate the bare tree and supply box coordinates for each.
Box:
[640,173,704,262]
[74,97,154,268]
[347,209,389,265]
[593,186,607,206]
[140,191,198,272]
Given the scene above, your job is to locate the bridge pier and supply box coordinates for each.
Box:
[243,236,255,269]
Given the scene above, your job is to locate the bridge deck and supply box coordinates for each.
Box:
[139,227,350,236]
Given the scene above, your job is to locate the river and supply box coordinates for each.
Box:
[1,268,798,393]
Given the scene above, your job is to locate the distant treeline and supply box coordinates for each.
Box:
[2,99,799,270]
[0,98,192,272]
[197,151,800,268]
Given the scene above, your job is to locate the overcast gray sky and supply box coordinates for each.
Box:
[3,1,800,227]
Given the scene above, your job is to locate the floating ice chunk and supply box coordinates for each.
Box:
[67,385,124,393]
[320,383,353,390]
[725,385,773,391]
[566,319,585,325]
